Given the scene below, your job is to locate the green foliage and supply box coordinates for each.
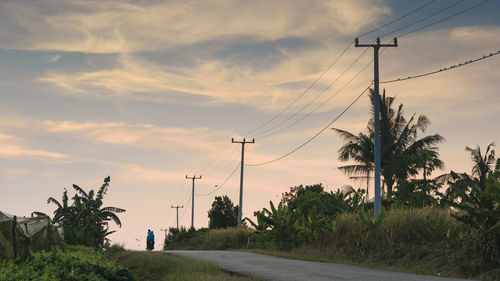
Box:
[0,245,135,281]
[444,159,500,264]
[208,195,238,229]
[163,227,202,249]
[246,184,366,249]
[43,176,126,248]
[389,179,442,208]
[163,227,252,250]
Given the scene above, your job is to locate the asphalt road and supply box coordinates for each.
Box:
[165,250,473,281]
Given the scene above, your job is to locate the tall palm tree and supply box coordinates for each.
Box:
[466,142,496,190]
[335,89,444,194]
[372,89,444,193]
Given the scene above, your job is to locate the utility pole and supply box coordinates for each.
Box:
[355,37,398,219]
[232,138,255,230]
[171,205,184,229]
[185,175,201,228]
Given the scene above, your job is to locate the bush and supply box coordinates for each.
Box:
[163,227,252,250]
[0,245,135,281]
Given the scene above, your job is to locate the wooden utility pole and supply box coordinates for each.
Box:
[171,205,183,229]
[355,37,398,219]
[185,175,201,228]
[232,138,255,230]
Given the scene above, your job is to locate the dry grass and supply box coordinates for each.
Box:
[113,250,258,281]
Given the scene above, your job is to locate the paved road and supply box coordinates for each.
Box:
[165,250,473,281]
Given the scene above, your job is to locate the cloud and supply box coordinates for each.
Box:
[0,133,68,159]
[0,0,389,54]
[49,55,60,63]
[1,168,32,176]
[41,120,232,153]
[38,44,374,111]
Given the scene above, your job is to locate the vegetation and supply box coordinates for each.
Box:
[442,146,500,264]
[36,176,125,249]
[334,89,444,195]
[246,184,364,249]
[0,245,135,281]
[164,227,252,250]
[113,249,257,281]
[208,195,239,229]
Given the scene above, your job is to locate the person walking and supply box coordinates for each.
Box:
[146,229,155,250]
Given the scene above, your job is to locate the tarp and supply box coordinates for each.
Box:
[0,211,65,260]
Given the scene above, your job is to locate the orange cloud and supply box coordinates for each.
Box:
[0,133,68,159]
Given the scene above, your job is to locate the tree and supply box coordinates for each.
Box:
[332,129,373,201]
[466,142,496,189]
[335,89,444,194]
[45,176,125,248]
[444,156,500,264]
[207,195,238,229]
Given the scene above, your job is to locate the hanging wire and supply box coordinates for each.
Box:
[378,0,466,39]
[196,163,241,197]
[396,0,489,38]
[247,84,372,166]
[253,47,370,138]
[357,0,438,38]
[381,50,500,84]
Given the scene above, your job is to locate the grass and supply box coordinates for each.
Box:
[113,250,258,281]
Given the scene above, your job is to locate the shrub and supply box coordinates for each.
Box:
[0,245,135,281]
[163,227,252,250]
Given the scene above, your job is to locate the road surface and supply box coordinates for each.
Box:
[165,250,473,281]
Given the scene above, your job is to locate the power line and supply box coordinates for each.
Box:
[195,140,232,174]
[378,0,466,39]
[179,190,191,220]
[396,0,489,38]
[197,162,241,197]
[381,50,500,84]
[242,41,354,137]
[205,147,238,176]
[256,52,374,140]
[357,0,438,38]
[253,47,370,138]
[247,84,372,166]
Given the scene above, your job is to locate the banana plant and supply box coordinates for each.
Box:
[444,159,500,263]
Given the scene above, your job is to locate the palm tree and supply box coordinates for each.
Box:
[466,142,495,189]
[411,149,444,182]
[333,129,373,202]
[335,89,445,194]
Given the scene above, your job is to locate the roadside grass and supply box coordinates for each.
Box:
[113,250,258,281]
[242,208,499,281]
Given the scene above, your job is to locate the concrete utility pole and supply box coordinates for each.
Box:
[185,175,201,228]
[355,37,398,219]
[171,205,184,229]
[232,138,255,230]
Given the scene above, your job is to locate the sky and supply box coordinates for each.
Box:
[0,0,499,250]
